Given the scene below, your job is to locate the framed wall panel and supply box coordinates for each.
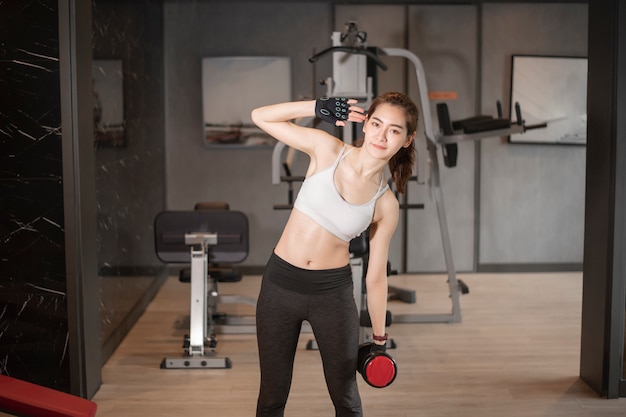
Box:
[509,55,587,145]
[201,56,291,148]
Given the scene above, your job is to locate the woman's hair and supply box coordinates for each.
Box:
[366,92,419,194]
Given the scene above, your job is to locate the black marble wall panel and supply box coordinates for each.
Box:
[0,0,71,390]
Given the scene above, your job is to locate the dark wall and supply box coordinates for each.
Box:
[92,0,168,363]
[93,0,166,272]
[580,0,626,398]
[0,0,71,390]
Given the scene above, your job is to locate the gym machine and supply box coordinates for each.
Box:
[176,202,258,335]
[273,22,545,325]
[154,209,249,369]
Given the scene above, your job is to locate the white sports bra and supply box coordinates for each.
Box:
[294,145,389,242]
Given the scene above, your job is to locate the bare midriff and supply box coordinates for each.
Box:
[273,208,351,270]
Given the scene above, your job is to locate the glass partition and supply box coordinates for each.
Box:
[92,0,167,362]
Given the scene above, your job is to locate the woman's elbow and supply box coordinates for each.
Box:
[366,271,387,287]
[250,107,263,126]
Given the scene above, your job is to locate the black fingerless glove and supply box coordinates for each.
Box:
[315,97,349,124]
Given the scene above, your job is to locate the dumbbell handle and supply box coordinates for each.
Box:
[357,343,397,388]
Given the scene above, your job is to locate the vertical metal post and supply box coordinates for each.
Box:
[427,142,462,323]
[188,246,207,356]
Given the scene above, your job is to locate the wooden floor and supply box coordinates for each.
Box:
[91,271,626,417]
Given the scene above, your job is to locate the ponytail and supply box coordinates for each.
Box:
[389,140,415,194]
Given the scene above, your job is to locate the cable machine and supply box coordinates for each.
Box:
[273,22,545,324]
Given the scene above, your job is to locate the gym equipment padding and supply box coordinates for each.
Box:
[0,374,97,417]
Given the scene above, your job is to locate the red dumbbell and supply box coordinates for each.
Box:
[357,342,397,388]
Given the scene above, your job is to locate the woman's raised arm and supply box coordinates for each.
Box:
[251,98,366,154]
[251,100,328,154]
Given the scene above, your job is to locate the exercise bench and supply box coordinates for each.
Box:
[154,209,249,369]
[177,202,244,284]
[0,374,97,417]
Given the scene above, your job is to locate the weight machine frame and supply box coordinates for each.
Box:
[299,24,543,324]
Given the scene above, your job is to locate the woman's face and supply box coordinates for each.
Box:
[362,103,415,158]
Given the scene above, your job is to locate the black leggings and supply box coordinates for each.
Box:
[256,252,362,417]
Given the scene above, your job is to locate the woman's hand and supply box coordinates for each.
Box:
[315,97,366,126]
[336,99,366,126]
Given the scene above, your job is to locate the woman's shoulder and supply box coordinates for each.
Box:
[372,189,400,224]
[379,189,400,210]
[321,137,349,153]
[311,137,349,164]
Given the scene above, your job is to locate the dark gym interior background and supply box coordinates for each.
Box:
[1,0,624,403]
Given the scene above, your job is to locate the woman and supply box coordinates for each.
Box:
[251,92,418,417]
